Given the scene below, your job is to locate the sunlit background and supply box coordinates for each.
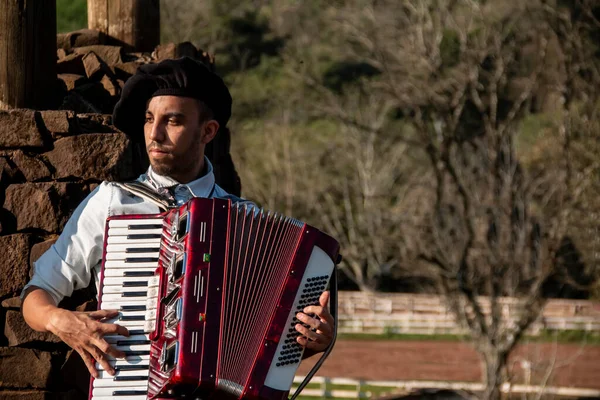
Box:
[55,1,600,399]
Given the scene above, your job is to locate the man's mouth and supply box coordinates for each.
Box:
[149,147,170,155]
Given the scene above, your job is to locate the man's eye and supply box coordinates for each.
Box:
[168,119,180,125]
[145,117,153,123]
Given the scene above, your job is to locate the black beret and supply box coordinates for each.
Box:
[112,56,232,139]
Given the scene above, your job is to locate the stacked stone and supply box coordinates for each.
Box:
[0,109,146,399]
[55,29,214,115]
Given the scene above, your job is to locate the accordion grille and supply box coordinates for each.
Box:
[218,204,304,392]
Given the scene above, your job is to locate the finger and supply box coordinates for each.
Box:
[79,349,100,378]
[296,312,331,336]
[303,305,333,326]
[296,335,325,352]
[94,338,126,359]
[89,345,116,376]
[302,291,329,316]
[88,309,120,320]
[319,291,330,308]
[101,323,130,337]
[295,323,321,342]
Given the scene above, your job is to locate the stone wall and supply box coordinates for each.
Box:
[0,109,145,399]
[0,30,241,399]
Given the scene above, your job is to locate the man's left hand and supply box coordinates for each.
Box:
[295,291,334,353]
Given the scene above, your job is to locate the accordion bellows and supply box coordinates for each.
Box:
[90,198,340,400]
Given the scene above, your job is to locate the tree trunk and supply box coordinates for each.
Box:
[0,0,57,110]
[482,350,508,400]
[87,0,160,52]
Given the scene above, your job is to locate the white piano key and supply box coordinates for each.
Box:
[104,334,149,344]
[100,294,157,304]
[96,368,150,380]
[102,318,146,328]
[112,344,152,352]
[116,310,147,319]
[104,261,159,269]
[108,227,163,236]
[92,385,148,396]
[94,379,148,389]
[109,218,163,227]
[92,395,147,400]
[101,286,150,294]
[103,276,152,285]
[106,243,161,252]
[101,288,147,305]
[100,300,147,310]
[105,252,160,260]
[103,268,157,277]
[102,355,150,366]
[107,236,161,245]
[101,288,157,302]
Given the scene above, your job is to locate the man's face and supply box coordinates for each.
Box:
[144,96,215,183]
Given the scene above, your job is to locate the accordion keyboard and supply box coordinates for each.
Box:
[90,217,163,400]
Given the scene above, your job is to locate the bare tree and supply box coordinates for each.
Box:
[281,0,600,398]
[231,86,423,291]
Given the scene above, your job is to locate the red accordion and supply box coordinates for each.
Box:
[90,198,340,400]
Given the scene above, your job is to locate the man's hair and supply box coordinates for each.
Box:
[197,100,215,124]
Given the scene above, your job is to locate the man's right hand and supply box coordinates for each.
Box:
[46,308,129,378]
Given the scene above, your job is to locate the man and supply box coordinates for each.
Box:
[21,57,334,380]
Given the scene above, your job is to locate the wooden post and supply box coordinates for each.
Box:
[88,0,160,52]
[0,0,57,110]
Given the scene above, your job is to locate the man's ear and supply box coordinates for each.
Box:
[201,120,220,144]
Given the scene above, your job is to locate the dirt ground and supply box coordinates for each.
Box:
[297,340,600,389]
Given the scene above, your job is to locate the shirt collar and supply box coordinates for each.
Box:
[144,156,216,198]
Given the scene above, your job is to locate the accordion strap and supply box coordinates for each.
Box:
[112,181,176,212]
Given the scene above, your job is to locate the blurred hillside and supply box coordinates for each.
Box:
[57,0,600,297]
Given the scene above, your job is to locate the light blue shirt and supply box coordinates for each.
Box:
[23,157,250,304]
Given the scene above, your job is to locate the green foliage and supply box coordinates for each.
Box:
[56,0,87,33]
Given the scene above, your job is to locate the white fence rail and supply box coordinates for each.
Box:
[336,292,600,335]
[292,376,600,399]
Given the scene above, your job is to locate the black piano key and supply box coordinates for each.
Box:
[123,350,150,356]
[123,271,155,277]
[113,390,147,396]
[119,315,145,321]
[122,281,148,287]
[121,291,147,297]
[120,305,146,311]
[117,339,151,346]
[127,234,162,240]
[128,329,145,336]
[125,257,159,263]
[127,224,162,230]
[115,364,149,371]
[114,375,148,381]
[125,247,160,253]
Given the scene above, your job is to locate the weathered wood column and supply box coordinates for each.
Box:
[0,0,57,110]
[88,0,160,52]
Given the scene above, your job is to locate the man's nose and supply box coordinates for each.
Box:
[149,121,165,142]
